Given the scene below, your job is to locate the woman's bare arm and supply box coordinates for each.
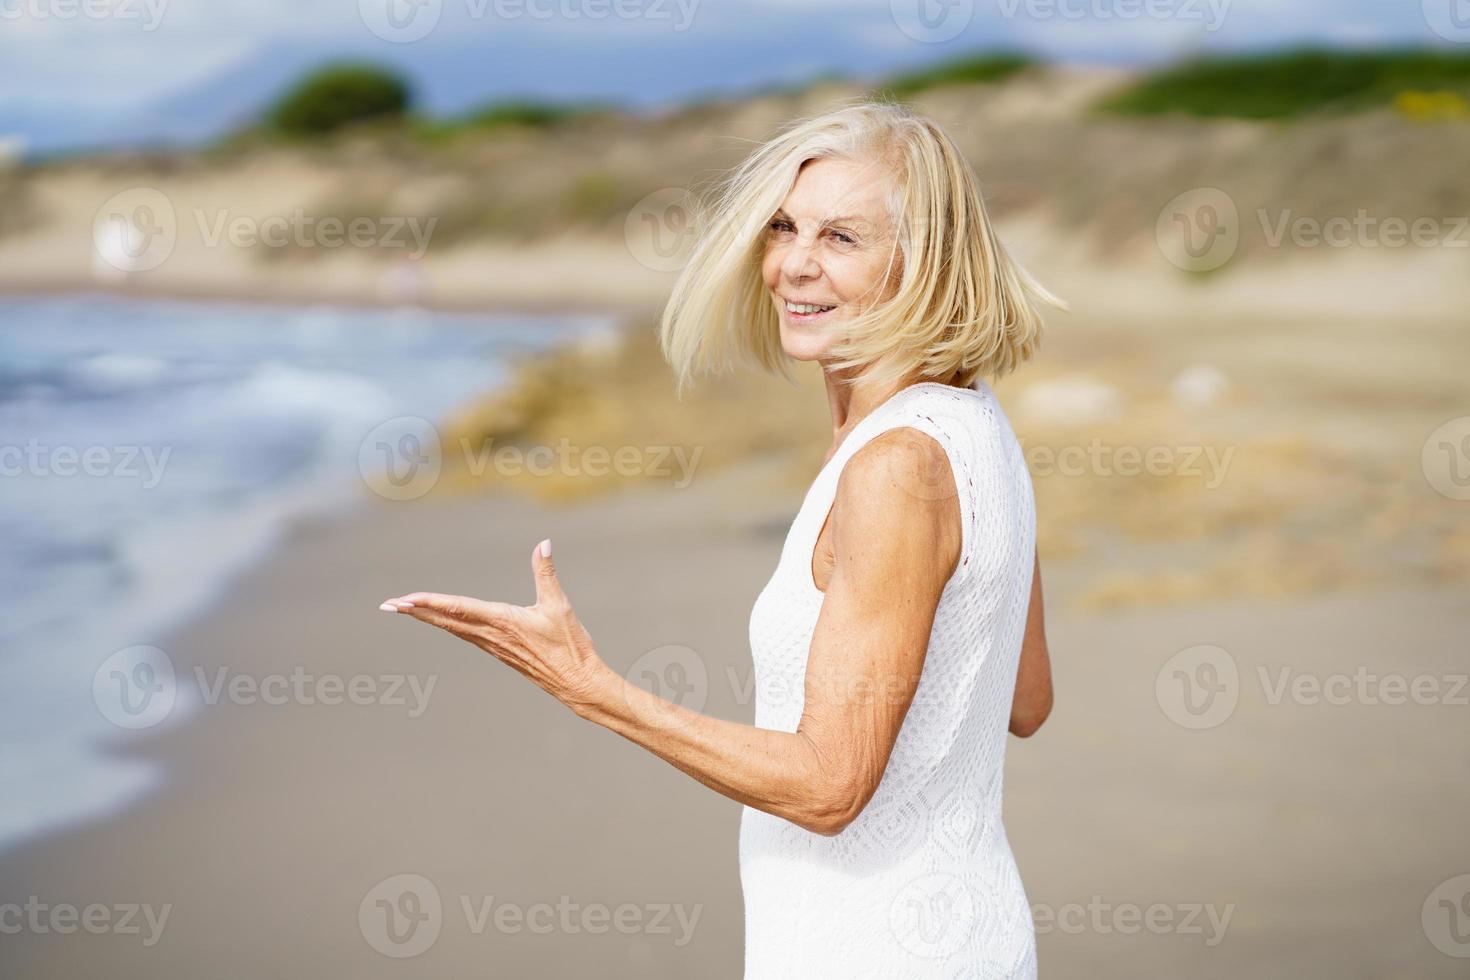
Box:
[382,428,959,837]
[1009,548,1054,737]
[574,428,959,835]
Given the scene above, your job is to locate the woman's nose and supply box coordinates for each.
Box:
[780,237,821,282]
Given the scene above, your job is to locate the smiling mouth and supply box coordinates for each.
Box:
[785,300,837,321]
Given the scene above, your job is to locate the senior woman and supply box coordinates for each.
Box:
[379,100,1060,978]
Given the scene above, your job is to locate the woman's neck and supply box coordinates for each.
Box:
[819,365,960,443]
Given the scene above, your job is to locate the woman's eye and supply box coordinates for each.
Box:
[831,231,856,246]
[768,219,793,233]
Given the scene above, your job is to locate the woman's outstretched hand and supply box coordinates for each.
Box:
[378,539,612,715]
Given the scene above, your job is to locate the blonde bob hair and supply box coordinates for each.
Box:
[658,98,1064,395]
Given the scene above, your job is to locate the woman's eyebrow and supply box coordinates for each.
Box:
[771,210,873,230]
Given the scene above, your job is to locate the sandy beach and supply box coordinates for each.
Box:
[5,56,1469,979]
[3,283,1466,977]
[2,447,1466,977]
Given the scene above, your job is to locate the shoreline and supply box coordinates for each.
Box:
[0,294,629,863]
[0,278,663,322]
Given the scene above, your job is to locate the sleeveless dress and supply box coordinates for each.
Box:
[740,380,1038,979]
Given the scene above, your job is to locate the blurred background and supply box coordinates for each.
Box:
[2,1,1468,977]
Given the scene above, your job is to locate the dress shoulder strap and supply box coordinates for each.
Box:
[795,383,990,595]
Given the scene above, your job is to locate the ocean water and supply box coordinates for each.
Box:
[0,294,612,853]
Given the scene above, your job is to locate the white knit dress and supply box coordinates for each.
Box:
[740,380,1038,979]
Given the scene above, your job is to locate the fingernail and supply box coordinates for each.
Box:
[539,538,552,558]
[378,603,397,612]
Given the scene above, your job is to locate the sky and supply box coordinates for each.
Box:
[0,0,1460,153]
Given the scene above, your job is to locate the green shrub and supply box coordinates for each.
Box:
[270,64,412,137]
[413,100,616,144]
[468,101,582,130]
[563,171,624,223]
[1099,48,1470,120]
[878,52,1034,97]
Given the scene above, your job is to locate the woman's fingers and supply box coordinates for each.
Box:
[382,592,471,616]
[396,603,461,632]
[394,601,523,661]
[374,562,599,707]
[378,591,529,656]
[530,539,569,611]
[381,592,516,623]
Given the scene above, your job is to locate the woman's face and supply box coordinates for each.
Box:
[762,155,901,363]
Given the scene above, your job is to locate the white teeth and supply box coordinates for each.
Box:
[787,302,835,314]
